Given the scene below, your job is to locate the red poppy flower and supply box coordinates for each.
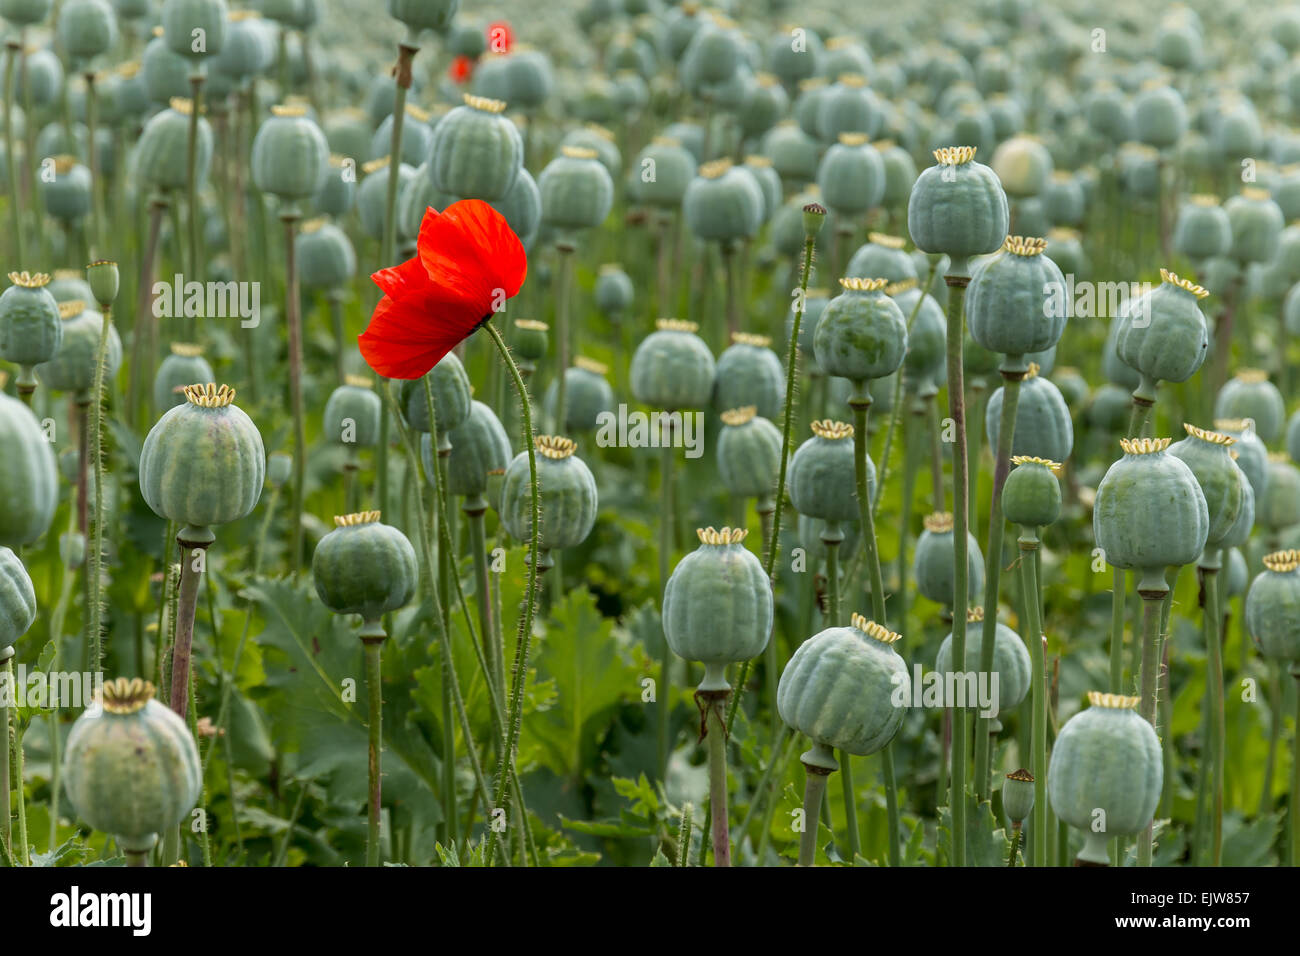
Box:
[359,199,527,379]
[449,54,474,85]
[486,20,514,54]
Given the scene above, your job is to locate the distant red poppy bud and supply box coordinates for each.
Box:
[487,20,513,54]
[449,54,474,85]
[359,200,527,379]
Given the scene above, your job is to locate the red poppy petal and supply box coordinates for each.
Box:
[372,252,478,313]
[358,295,471,379]
[416,199,527,310]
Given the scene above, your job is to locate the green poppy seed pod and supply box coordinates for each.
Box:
[138,383,265,537]
[1089,385,1136,434]
[0,390,58,547]
[161,0,228,59]
[1113,269,1210,403]
[816,73,879,142]
[1226,546,1250,598]
[312,511,417,627]
[713,332,785,421]
[1044,228,1088,278]
[739,74,787,140]
[986,364,1074,464]
[1262,456,1300,533]
[489,166,541,250]
[1168,424,1248,554]
[966,236,1067,368]
[1048,691,1162,864]
[1002,769,1035,825]
[1288,411,1300,464]
[778,615,909,767]
[1215,419,1269,505]
[433,400,511,503]
[877,139,918,207]
[58,0,119,61]
[663,526,773,691]
[296,218,357,291]
[0,546,36,653]
[544,359,615,432]
[0,0,51,25]
[313,156,356,218]
[512,319,548,363]
[1272,167,1300,223]
[629,137,696,208]
[1002,456,1062,529]
[816,133,884,215]
[630,319,715,410]
[788,419,867,526]
[135,98,213,192]
[683,159,764,243]
[679,17,738,89]
[1225,188,1284,265]
[16,48,62,108]
[399,352,472,439]
[594,264,634,318]
[63,677,201,856]
[813,277,908,389]
[0,271,63,373]
[324,376,382,449]
[989,135,1053,199]
[762,121,819,184]
[1100,314,1140,391]
[1155,16,1202,69]
[357,157,416,241]
[251,104,330,204]
[214,9,274,81]
[613,70,648,115]
[40,156,92,223]
[907,146,1009,276]
[913,511,985,606]
[324,110,370,165]
[386,0,459,33]
[37,300,122,399]
[1213,369,1285,444]
[1245,550,1300,664]
[152,342,214,411]
[1134,82,1187,149]
[766,27,822,87]
[890,280,946,385]
[429,94,522,203]
[1173,194,1232,261]
[1094,437,1209,593]
[561,124,620,178]
[267,450,292,488]
[846,232,916,284]
[717,406,782,502]
[538,146,614,233]
[84,260,119,307]
[370,105,433,168]
[937,606,1031,719]
[1042,173,1085,227]
[141,35,191,104]
[741,157,782,222]
[501,435,597,561]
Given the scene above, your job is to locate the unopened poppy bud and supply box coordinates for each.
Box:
[85,260,119,307]
[802,201,827,238]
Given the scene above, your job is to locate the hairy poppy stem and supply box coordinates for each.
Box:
[282,211,307,574]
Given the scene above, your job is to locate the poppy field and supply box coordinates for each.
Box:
[0,0,1298,878]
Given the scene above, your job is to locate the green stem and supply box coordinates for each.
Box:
[1291,671,1300,867]
[1136,588,1165,867]
[1019,528,1048,867]
[169,532,211,721]
[467,506,501,701]
[944,275,971,867]
[129,197,167,428]
[704,693,730,866]
[4,42,23,265]
[798,767,832,867]
[851,397,887,625]
[1127,395,1153,440]
[1109,566,1126,693]
[364,636,383,866]
[552,243,574,432]
[722,241,739,340]
[87,306,112,676]
[1201,560,1224,866]
[483,323,542,866]
[1007,823,1022,866]
[282,212,306,574]
[881,743,901,866]
[974,369,1023,798]
[185,73,204,313]
[657,428,674,782]
[5,656,25,865]
[0,651,11,857]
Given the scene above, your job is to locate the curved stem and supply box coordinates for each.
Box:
[974,370,1023,799]
[944,275,971,867]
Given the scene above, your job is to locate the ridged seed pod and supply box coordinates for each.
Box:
[713,332,784,420]
[629,137,696,208]
[936,606,1031,721]
[152,342,214,411]
[846,232,916,284]
[538,146,614,233]
[788,419,867,527]
[251,104,330,204]
[36,300,122,400]
[913,511,985,606]
[312,511,418,625]
[500,435,598,562]
[1213,369,1285,444]
[434,400,511,504]
[1167,424,1248,555]
[0,271,63,381]
[0,391,58,547]
[683,159,764,243]
[544,358,615,432]
[429,94,522,203]
[1245,550,1300,664]
[1113,269,1210,402]
[966,236,1067,367]
[717,406,781,504]
[161,0,228,59]
[1002,456,1062,529]
[1173,194,1232,262]
[398,352,472,441]
[985,363,1074,464]
[813,277,907,392]
[630,319,715,410]
[296,218,357,291]
[0,546,36,652]
[816,133,884,215]
[907,146,1009,275]
[58,0,119,61]
[324,376,381,449]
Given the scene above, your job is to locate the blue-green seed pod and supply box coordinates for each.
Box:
[0,0,51,25]
[435,400,511,502]
[386,0,459,34]
[312,511,418,624]
[936,606,1031,719]
[1048,691,1162,864]
[369,104,433,168]
[1245,550,1300,664]
[594,264,633,318]
[538,146,614,233]
[663,526,772,690]
[629,136,696,208]
[251,104,330,204]
[778,615,908,766]
[16,48,62,108]
[356,158,416,241]
[717,406,782,503]
[907,146,1009,275]
[134,98,213,192]
[141,35,190,104]
[816,133,884,215]
[1134,82,1187,149]
[161,0,228,59]
[0,271,63,373]
[846,232,916,284]
[761,120,820,184]
[40,156,92,222]
[398,352,472,438]
[1002,455,1063,529]
[544,358,615,432]
[1173,193,1231,261]
[324,375,381,449]
[500,435,597,559]
[986,364,1074,465]
[788,419,867,526]
[429,93,522,203]
[814,277,907,389]
[0,391,57,547]
[683,158,764,243]
[739,73,788,140]
[1002,768,1035,824]
[713,332,785,421]
[561,124,620,178]
[36,300,122,399]
[1214,369,1285,444]
[296,218,357,291]
[1225,187,1284,264]
[913,510,985,606]
[214,9,274,81]
[967,236,1067,366]
[1261,457,1300,533]
[0,546,35,652]
[630,319,715,410]
[877,139,918,207]
[816,73,880,142]
[152,342,214,411]
[1168,423,1248,553]
[1113,269,1210,402]
[58,0,119,62]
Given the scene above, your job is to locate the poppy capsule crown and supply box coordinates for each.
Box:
[361,200,527,379]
